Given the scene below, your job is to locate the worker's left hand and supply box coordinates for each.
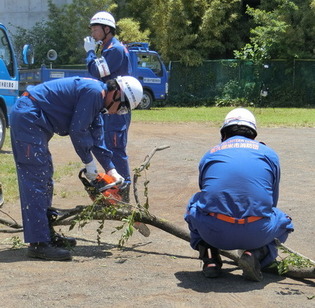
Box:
[84,159,98,181]
[107,169,125,185]
[84,36,96,52]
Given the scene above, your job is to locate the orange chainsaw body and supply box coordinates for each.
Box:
[93,173,122,204]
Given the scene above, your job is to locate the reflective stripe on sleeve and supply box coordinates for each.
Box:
[95,56,110,77]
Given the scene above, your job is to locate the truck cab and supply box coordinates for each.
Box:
[0,23,19,149]
[127,43,168,109]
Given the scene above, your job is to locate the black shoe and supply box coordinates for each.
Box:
[27,242,72,261]
[202,257,223,278]
[47,209,76,248]
[51,233,77,248]
[238,251,263,282]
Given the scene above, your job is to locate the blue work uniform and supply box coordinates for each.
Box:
[184,136,294,268]
[10,77,115,243]
[86,37,132,184]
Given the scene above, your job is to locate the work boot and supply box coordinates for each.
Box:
[198,240,222,278]
[238,250,263,282]
[202,257,223,278]
[27,242,72,261]
[51,232,77,248]
[47,208,77,248]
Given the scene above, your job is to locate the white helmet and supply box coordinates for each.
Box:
[90,11,116,29]
[116,76,143,110]
[221,107,257,133]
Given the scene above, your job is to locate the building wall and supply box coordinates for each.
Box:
[0,0,72,35]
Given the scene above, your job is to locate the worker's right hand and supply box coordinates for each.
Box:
[84,36,96,52]
[107,169,125,185]
[84,159,98,181]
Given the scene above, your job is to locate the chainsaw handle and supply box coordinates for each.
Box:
[79,168,87,180]
[98,179,123,192]
[79,168,123,191]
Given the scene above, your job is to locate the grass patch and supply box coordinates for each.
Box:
[0,135,19,204]
[133,107,315,127]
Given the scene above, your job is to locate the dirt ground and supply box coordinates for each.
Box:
[0,122,314,308]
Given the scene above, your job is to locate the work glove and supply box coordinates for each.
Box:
[84,159,98,181]
[107,169,125,185]
[84,36,96,52]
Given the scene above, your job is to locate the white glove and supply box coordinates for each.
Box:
[107,169,125,185]
[84,160,98,181]
[84,36,96,52]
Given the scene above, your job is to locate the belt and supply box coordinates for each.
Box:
[209,212,263,224]
[22,91,37,102]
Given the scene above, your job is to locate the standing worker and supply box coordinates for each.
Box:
[10,76,143,261]
[184,108,294,281]
[84,11,133,202]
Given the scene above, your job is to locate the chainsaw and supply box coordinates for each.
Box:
[78,168,123,205]
[78,169,150,237]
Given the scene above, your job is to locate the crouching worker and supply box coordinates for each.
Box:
[10,76,143,261]
[184,108,294,281]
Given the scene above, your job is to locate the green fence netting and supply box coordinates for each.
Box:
[167,59,315,107]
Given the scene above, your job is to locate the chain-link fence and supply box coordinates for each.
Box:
[168,59,315,107]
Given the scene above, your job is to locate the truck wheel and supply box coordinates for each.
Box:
[0,109,6,150]
[137,90,153,110]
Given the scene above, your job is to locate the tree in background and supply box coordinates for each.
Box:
[198,0,245,60]
[119,0,256,65]
[12,0,315,67]
[234,0,315,62]
[117,18,150,43]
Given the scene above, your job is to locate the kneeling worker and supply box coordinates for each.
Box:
[185,108,294,281]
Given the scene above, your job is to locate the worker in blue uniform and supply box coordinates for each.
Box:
[84,11,133,202]
[184,108,294,281]
[10,76,143,261]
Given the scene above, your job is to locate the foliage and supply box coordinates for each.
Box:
[147,0,245,65]
[69,195,119,245]
[1,236,26,249]
[277,244,314,275]
[233,0,315,63]
[215,97,254,108]
[11,0,315,67]
[117,18,150,43]
[198,0,244,60]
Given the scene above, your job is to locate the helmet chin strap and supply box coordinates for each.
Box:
[95,27,108,53]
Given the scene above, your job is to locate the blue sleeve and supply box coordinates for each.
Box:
[86,50,101,79]
[90,115,115,172]
[68,88,114,171]
[86,45,127,80]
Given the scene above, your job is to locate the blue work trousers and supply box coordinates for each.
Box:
[10,98,54,243]
[185,206,294,268]
[105,130,130,184]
